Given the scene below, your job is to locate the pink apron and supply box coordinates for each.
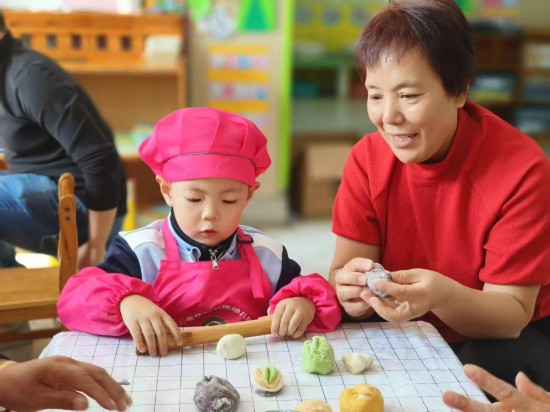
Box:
[153,220,272,327]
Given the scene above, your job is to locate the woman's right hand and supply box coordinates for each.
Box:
[334,258,377,319]
[120,295,183,356]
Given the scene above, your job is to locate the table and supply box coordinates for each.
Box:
[40,321,488,411]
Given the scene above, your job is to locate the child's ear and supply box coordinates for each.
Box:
[156,175,173,206]
[247,182,260,201]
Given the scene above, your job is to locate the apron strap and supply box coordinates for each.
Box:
[236,227,269,300]
[162,219,180,261]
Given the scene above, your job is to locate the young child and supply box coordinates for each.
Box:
[58,107,341,356]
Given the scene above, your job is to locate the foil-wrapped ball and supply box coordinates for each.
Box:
[366,263,392,298]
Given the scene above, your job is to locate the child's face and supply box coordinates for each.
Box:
[159,177,258,247]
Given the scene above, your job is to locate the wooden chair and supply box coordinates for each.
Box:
[0,173,78,343]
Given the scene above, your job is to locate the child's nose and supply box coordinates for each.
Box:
[202,203,219,220]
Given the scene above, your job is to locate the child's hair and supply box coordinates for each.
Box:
[139,107,271,186]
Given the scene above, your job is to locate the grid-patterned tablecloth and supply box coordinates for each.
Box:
[41,321,488,411]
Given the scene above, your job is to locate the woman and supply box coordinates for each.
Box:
[330,0,550,388]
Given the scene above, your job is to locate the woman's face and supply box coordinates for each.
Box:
[365,49,467,164]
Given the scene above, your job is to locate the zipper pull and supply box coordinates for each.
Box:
[209,249,219,270]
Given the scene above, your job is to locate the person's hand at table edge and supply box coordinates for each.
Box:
[0,356,132,411]
[443,364,550,411]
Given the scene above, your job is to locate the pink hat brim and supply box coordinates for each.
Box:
[163,153,256,186]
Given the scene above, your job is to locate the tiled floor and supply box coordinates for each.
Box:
[1,218,336,362]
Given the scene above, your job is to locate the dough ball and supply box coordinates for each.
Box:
[251,365,284,396]
[366,263,392,298]
[342,352,374,375]
[216,334,246,359]
[301,336,335,375]
[295,399,332,412]
[339,383,383,412]
[194,375,239,412]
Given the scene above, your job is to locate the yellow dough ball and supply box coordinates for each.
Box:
[295,399,332,412]
[339,383,383,412]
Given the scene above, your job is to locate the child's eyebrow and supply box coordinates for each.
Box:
[186,187,241,194]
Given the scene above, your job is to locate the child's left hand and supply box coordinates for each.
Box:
[271,297,316,338]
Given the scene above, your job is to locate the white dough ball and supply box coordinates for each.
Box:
[342,352,374,375]
[216,334,246,359]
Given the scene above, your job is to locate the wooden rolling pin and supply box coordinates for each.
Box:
[162,315,273,352]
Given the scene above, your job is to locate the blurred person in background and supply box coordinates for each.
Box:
[0,12,127,269]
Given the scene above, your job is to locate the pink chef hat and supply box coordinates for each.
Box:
[138,107,271,186]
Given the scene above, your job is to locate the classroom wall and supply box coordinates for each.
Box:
[517,0,550,29]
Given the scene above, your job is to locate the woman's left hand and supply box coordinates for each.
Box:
[362,268,449,323]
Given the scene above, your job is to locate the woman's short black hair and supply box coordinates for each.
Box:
[355,0,474,97]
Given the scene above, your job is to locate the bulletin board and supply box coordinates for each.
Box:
[293,0,386,54]
[207,44,271,130]
[187,0,293,205]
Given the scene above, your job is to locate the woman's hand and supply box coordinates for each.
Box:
[443,364,550,411]
[364,268,451,323]
[334,258,377,319]
[271,297,316,338]
[120,295,183,356]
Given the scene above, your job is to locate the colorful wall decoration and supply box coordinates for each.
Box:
[483,0,519,19]
[207,44,271,129]
[293,0,386,54]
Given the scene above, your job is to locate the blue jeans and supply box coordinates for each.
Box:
[0,173,123,267]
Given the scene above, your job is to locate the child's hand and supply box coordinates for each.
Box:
[271,297,316,338]
[120,295,183,356]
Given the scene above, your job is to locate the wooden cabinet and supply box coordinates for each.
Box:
[518,30,550,146]
[3,11,187,212]
[471,30,550,149]
[471,32,523,122]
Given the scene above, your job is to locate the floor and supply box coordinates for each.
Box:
[259,218,335,277]
[0,218,335,362]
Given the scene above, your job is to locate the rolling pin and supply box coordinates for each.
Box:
[140,315,273,354]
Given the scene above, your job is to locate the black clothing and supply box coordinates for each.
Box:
[0,31,126,216]
[451,316,550,398]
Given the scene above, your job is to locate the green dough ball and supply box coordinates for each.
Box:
[301,336,335,375]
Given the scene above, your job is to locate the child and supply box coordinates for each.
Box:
[58,107,341,356]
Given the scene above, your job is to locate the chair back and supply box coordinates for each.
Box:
[0,172,78,343]
[57,173,78,291]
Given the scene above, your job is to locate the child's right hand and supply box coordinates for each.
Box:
[120,295,183,356]
[271,296,316,338]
